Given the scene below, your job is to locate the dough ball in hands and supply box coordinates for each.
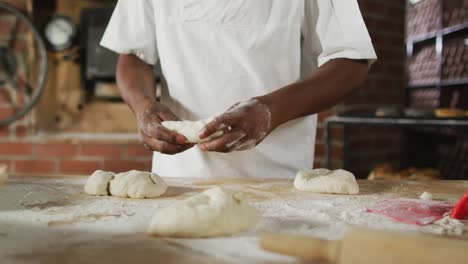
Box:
[109,170,167,199]
[294,169,359,195]
[148,187,259,238]
[162,118,223,144]
[84,170,115,196]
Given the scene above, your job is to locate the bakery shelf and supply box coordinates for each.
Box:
[407,79,468,89]
[407,31,438,44]
[407,81,439,89]
[407,22,468,45]
[441,22,468,36]
[323,115,468,169]
[441,78,468,87]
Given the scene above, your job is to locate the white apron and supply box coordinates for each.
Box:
[101,0,377,178]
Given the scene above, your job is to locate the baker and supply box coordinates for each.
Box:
[101,0,377,179]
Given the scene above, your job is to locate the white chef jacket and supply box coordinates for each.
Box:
[101,0,377,179]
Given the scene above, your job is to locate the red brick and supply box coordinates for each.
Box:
[313,160,323,169]
[14,125,28,138]
[15,160,55,174]
[331,126,344,141]
[0,108,13,119]
[125,143,152,158]
[314,143,325,157]
[17,20,29,34]
[0,142,32,155]
[315,127,323,142]
[12,38,26,52]
[34,143,78,157]
[0,17,13,35]
[103,160,150,173]
[59,160,101,175]
[1,1,26,11]
[331,145,343,159]
[80,144,123,158]
[0,127,10,137]
[0,88,13,105]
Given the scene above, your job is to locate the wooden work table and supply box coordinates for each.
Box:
[0,176,467,264]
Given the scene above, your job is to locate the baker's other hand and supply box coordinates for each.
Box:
[134,99,193,154]
[198,98,272,153]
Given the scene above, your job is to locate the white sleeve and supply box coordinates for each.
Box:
[100,0,158,65]
[301,0,377,74]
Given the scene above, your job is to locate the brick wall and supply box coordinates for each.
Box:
[0,0,153,176]
[314,0,407,177]
[0,132,153,175]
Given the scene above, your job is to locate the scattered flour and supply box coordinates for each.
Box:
[0,178,465,264]
[422,215,465,236]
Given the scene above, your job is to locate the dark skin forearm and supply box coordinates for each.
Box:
[116,54,157,114]
[258,58,369,129]
[117,54,189,154]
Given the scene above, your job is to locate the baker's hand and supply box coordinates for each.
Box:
[134,99,193,154]
[198,99,272,153]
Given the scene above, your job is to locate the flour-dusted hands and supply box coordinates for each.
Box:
[135,99,194,154]
[198,99,272,153]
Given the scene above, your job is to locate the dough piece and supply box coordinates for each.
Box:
[0,164,7,188]
[434,108,465,118]
[419,192,433,201]
[148,187,259,237]
[84,170,115,196]
[162,118,224,143]
[294,168,359,194]
[109,170,167,199]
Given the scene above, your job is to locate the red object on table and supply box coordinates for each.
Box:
[450,191,468,220]
[366,198,454,226]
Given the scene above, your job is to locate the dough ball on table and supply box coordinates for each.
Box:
[419,192,433,201]
[148,187,259,238]
[0,164,7,188]
[109,170,167,199]
[84,170,115,196]
[162,118,223,144]
[294,168,359,195]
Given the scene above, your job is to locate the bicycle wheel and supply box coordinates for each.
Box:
[0,2,48,127]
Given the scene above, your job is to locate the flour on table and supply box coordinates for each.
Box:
[422,215,465,236]
[84,170,115,196]
[419,191,433,201]
[294,168,359,194]
[109,170,167,199]
[148,187,259,237]
[162,118,224,143]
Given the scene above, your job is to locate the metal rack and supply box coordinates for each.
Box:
[324,115,468,169]
[405,0,468,103]
[322,1,468,179]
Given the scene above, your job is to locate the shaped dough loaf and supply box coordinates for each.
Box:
[162,118,223,143]
[294,168,359,194]
[109,170,167,199]
[84,170,115,196]
[148,187,259,237]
